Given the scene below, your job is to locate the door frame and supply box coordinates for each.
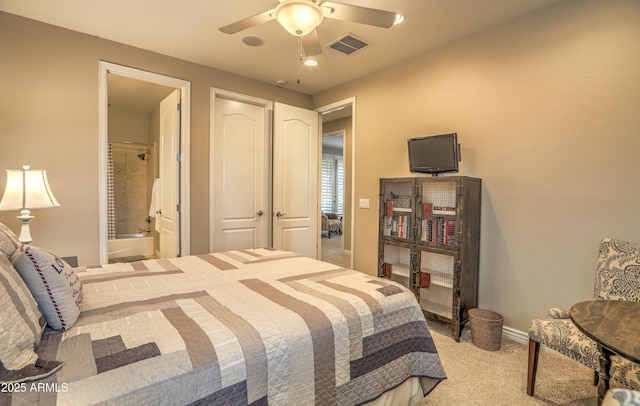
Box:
[98,61,191,263]
[209,88,273,252]
[315,97,356,269]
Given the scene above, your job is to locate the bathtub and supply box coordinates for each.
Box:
[108,233,154,260]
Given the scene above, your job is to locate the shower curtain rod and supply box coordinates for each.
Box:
[109,140,150,147]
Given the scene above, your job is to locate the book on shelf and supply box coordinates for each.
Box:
[444,219,455,245]
[418,217,458,245]
[420,272,431,289]
[422,203,433,219]
[386,214,410,238]
[406,215,411,238]
[383,216,392,236]
[399,216,404,238]
[432,206,456,215]
[399,215,410,239]
[421,219,434,242]
[385,200,393,217]
[384,213,416,239]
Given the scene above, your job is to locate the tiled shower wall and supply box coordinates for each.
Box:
[111,143,153,236]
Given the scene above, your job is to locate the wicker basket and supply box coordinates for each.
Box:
[469,308,504,351]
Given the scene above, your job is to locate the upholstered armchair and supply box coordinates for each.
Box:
[321,212,342,238]
[527,238,640,396]
[603,389,640,406]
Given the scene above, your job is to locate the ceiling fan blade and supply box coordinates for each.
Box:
[302,30,322,56]
[322,2,397,28]
[219,9,275,34]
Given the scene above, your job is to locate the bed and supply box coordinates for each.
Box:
[1,225,446,405]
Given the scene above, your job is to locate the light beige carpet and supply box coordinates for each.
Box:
[423,320,602,405]
[321,234,351,268]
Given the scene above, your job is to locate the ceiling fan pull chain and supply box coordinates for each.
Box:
[297,36,302,84]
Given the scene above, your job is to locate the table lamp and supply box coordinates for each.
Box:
[0,165,61,244]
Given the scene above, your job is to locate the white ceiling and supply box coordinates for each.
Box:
[1,0,560,95]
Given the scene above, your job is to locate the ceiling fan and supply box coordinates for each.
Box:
[219,0,402,56]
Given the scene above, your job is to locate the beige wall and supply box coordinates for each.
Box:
[108,107,150,145]
[313,0,640,331]
[0,12,312,264]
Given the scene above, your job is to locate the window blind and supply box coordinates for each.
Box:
[321,155,344,214]
[321,156,334,213]
[336,159,344,214]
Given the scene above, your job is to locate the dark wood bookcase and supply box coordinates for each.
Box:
[378,176,481,341]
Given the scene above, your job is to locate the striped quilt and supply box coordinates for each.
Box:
[4,249,445,405]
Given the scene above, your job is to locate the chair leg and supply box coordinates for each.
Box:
[527,338,540,396]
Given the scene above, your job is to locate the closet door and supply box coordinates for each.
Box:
[211,96,270,252]
[272,102,319,258]
[210,93,319,258]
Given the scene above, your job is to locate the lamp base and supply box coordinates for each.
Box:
[17,209,34,244]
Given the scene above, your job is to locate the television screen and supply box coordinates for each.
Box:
[408,133,460,175]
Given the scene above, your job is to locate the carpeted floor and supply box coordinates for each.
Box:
[423,319,603,405]
[321,234,351,268]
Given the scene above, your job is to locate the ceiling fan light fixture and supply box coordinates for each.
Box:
[274,0,324,37]
[393,14,405,26]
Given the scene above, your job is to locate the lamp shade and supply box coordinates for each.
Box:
[274,0,323,37]
[0,166,60,211]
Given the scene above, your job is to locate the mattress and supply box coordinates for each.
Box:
[2,249,446,405]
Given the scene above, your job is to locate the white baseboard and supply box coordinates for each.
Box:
[503,326,529,345]
[502,326,566,356]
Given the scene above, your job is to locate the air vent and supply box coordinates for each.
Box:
[328,34,369,56]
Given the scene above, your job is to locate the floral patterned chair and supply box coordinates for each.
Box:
[527,238,640,396]
[321,212,342,238]
[603,389,640,406]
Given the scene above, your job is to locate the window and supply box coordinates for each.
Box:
[321,154,344,214]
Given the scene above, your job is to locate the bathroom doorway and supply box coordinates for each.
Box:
[98,62,191,264]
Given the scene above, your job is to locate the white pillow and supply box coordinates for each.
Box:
[11,245,83,331]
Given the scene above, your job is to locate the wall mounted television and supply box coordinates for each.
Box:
[407,133,461,176]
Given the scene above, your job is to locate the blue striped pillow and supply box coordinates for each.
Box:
[11,246,83,331]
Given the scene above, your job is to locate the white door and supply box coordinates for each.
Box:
[159,89,180,258]
[272,102,319,258]
[212,97,269,251]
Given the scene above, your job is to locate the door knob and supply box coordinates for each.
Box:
[275,211,287,217]
[256,210,263,216]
